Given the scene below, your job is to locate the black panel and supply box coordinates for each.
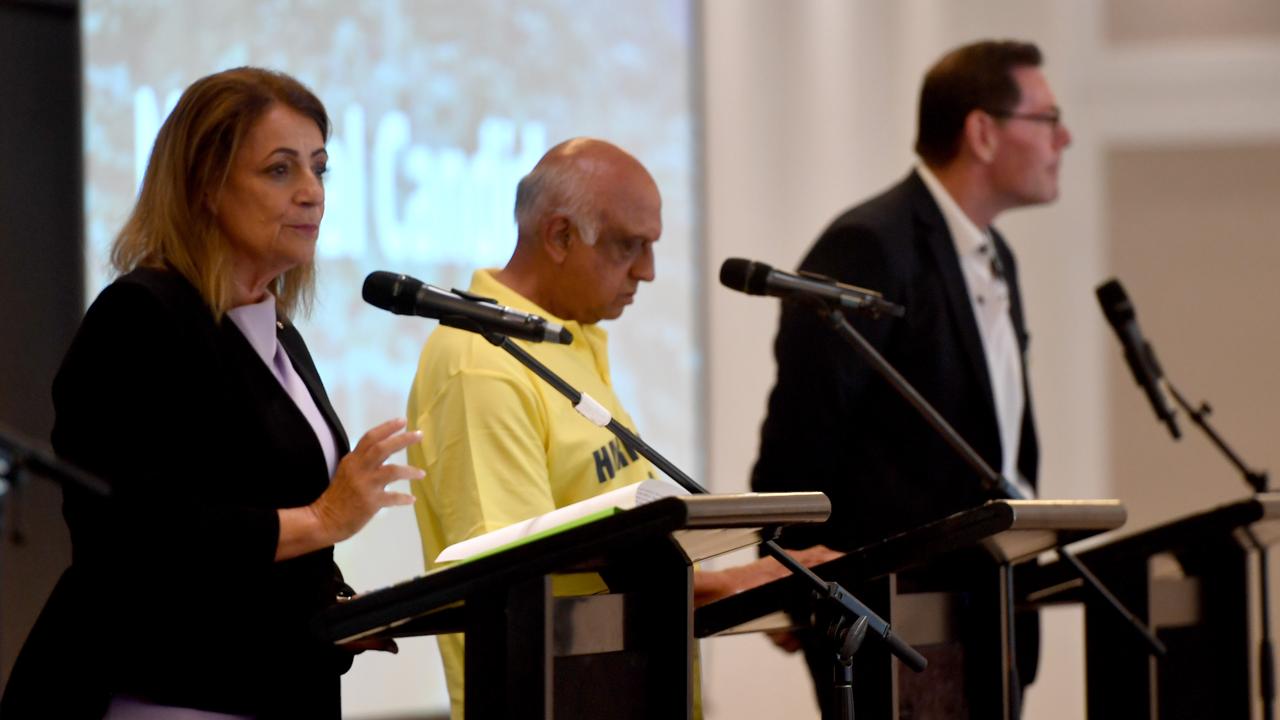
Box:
[0,0,81,694]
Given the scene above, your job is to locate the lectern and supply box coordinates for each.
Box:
[1028,493,1280,719]
[316,492,830,719]
[697,498,1126,719]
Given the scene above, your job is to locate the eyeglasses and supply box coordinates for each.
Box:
[988,108,1063,131]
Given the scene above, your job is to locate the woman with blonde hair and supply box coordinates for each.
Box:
[2,67,419,719]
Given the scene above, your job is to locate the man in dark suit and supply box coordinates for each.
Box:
[750,40,1072,717]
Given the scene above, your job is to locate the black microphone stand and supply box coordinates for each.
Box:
[0,426,110,541]
[1164,379,1274,720]
[820,308,1166,716]
[0,426,111,681]
[481,331,927,719]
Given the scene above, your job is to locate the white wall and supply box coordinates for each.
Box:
[699,1,1280,718]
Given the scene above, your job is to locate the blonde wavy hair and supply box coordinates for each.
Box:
[111,67,330,320]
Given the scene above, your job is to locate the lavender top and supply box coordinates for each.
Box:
[227,294,339,479]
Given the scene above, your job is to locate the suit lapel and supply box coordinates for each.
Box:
[992,229,1039,488]
[907,172,998,423]
[277,323,351,456]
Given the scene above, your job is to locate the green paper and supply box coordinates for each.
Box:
[454,507,623,565]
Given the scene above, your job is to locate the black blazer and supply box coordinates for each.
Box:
[3,268,352,719]
[751,170,1038,551]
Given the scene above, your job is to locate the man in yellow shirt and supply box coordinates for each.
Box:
[408,138,835,717]
[410,138,660,569]
[407,137,669,717]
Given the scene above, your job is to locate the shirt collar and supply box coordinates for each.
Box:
[469,269,608,346]
[226,293,279,365]
[916,161,991,259]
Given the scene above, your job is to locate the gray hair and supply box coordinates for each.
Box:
[513,153,599,245]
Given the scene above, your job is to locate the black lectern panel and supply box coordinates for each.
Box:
[1027,493,1280,720]
[696,499,1125,720]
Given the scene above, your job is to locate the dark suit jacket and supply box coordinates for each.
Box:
[750,171,1041,713]
[2,267,352,719]
[752,170,1037,549]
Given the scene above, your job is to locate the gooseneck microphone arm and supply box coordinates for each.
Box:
[483,331,929,675]
[1165,381,1268,494]
[821,309,1167,665]
[481,331,707,495]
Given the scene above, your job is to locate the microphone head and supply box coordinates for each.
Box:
[1095,278,1135,327]
[719,258,773,296]
[362,271,423,316]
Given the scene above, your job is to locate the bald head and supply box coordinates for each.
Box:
[501,138,662,324]
[514,138,657,246]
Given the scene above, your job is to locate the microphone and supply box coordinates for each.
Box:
[362,271,573,345]
[719,258,905,319]
[1095,279,1180,439]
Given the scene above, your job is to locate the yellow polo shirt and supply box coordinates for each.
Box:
[407,269,656,717]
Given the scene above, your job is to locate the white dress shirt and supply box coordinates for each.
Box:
[916,163,1034,499]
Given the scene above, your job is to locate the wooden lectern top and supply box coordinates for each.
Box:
[316,491,830,644]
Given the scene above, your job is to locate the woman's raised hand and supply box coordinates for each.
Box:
[277,418,423,561]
